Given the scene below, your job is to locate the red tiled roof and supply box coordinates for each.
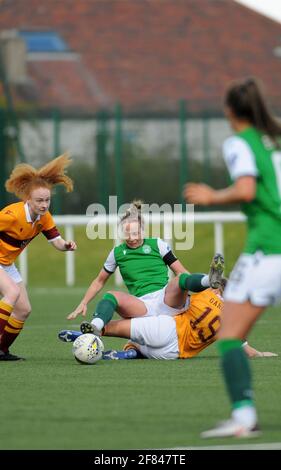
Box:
[0,0,281,114]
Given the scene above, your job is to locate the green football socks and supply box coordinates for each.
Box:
[179,273,208,292]
[217,338,254,408]
[93,293,118,325]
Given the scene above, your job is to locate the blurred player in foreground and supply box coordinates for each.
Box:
[0,154,76,361]
[185,77,281,438]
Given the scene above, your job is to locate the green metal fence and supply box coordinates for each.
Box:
[0,102,266,213]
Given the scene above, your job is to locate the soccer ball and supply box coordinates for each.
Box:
[72,333,104,365]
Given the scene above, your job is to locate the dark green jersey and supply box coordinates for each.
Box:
[223,127,281,254]
[103,238,176,297]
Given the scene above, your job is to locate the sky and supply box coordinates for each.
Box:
[236,0,281,23]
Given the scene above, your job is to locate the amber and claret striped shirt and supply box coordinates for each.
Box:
[175,288,223,359]
[0,202,61,265]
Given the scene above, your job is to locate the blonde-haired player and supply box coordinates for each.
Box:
[59,279,276,360]
[68,200,224,337]
[0,153,77,360]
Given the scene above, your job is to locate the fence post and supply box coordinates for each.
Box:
[203,117,211,184]
[179,99,188,207]
[52,108,62,214]
[0,45,25,163]
[114,103,123,209]
[65,224,75,286]
[214,222,224,255]
[96,110,109,210]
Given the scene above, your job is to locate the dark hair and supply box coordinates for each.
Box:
[224,77,281,147]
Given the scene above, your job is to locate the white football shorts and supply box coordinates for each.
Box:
[139,286,190,317]
[0,263,22,284]
[224,252,281,306]
[130,315,179,360]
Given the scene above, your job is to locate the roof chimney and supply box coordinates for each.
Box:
[0,29,27,83]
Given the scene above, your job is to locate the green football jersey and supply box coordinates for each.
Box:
[223,127,281,254]
[103,238,173,297]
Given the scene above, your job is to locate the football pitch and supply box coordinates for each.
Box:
[1,287,281,450]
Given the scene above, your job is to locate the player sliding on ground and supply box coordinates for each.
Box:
[67,200,224,335]
[0,154,76,361]
[59,278,277,360]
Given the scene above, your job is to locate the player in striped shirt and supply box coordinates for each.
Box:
[59,279,276,360]
[0,154,76,361]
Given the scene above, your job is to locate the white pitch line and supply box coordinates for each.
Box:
[172,442,281,450]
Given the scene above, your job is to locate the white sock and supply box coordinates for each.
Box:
[232,406,257,428]
[201,275,210,287]
[91,318,104,331]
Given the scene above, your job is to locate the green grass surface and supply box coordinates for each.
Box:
[2,222,279,449]
[1,292,280,449]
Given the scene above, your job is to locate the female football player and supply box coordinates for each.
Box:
[68,200,224,335]
[0,153,76,360]
[185,77,281,438]
[60,281,277,360]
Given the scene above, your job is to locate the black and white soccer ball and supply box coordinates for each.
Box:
[72,333,104,365]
